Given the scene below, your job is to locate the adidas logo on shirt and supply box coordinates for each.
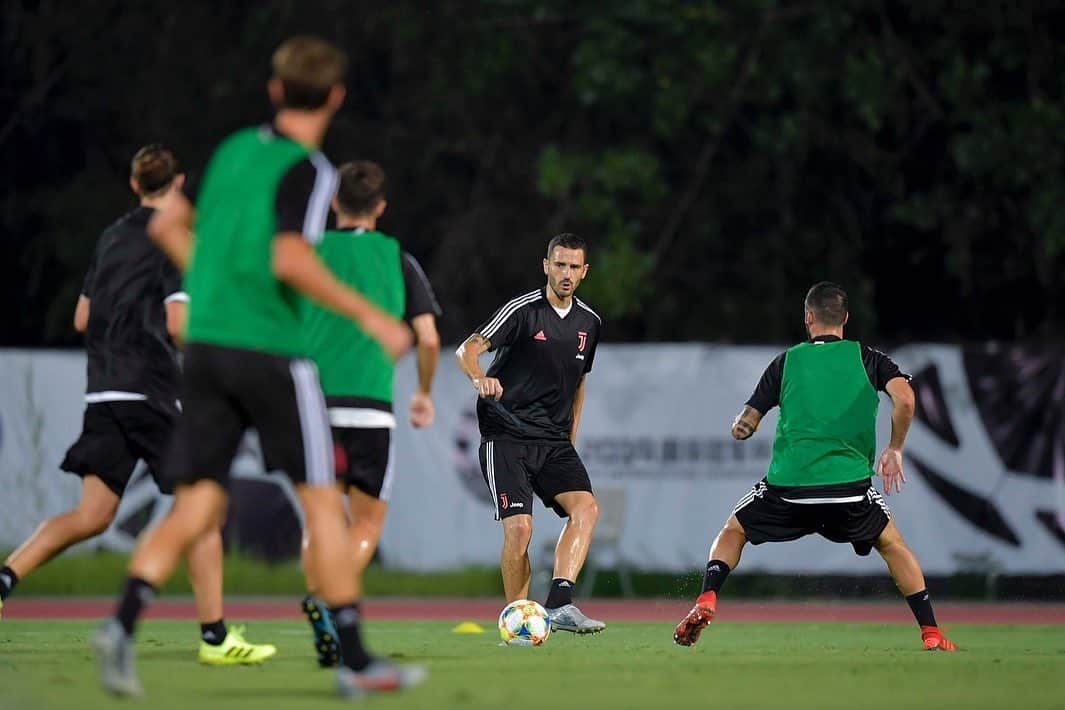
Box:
[534,330,547,341]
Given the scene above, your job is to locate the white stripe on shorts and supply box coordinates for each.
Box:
[486,441,500,521]
[289,359,334,487]
[379,435,397,503]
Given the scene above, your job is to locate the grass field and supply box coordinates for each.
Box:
[2,619,1062,709]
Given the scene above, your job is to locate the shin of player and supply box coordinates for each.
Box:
[93,37,422,699]
[456,233,605,634]
[299,160,442,666]
[673,282,956,652]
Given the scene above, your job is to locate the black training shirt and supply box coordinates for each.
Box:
[81,206,185,403]
[746,335,910,414]
[475,287,601,442]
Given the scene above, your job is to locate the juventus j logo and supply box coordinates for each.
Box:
[577,331,587,352]
[500,493,509,509]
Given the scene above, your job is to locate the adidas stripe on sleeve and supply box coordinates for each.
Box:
[477,289,542,349]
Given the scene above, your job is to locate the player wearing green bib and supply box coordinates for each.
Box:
[674,282,957,652]
[92,37,425,700]
[299,161,441,667]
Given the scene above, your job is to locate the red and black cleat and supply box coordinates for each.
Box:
[921,625,958,651]
[673,591,717,647]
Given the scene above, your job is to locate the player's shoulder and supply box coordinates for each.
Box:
[573,296,602,325]
[499,288,545,313]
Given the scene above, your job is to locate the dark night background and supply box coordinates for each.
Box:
[2,0,1063,347]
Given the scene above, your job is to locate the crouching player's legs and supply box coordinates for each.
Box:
[673,514,748,646]
[874,519,957,651]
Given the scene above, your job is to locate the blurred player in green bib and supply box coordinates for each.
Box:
[674,282,957,652]
[299,161,442,666]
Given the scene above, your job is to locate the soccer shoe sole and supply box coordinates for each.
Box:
[301,597,340,668]
[550,619,605,634]
[673,606,715,647]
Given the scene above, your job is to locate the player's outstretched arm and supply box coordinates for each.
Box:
[272,234,412,359]
[409,314,441,428]
[455,333,503,400]
[148,192,195,272]
[877,376,915,495]
[731,405,763,440]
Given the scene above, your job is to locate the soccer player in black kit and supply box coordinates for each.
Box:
[0,146,274,664]
[456,233,605,634]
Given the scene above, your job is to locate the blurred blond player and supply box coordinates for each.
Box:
[0,145,273,665]
[91,37,424,699]
[299,161,442,666]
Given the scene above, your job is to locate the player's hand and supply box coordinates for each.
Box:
[731,413,757,440]
[364,312,414,360]
[473,376,503,400]
[409,392,435,428]
[876,447,906,495]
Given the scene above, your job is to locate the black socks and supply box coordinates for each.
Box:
[115,577,157,636]
[905,589,938,628]
[0,566,18,601]
[702,560,731,594]
[200,619,228,646]
[545,578,575,609]
[331,603,371,672]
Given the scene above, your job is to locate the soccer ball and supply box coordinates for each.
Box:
[498,599,551,646]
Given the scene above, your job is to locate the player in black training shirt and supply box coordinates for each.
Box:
[456,233,605,634]
[0,146,275,663]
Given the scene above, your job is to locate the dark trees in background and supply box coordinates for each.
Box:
[2,0,1062,346]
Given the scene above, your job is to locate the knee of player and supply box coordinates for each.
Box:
[575,497,600,524]
[76,507,116,536]
[503,515,534,544]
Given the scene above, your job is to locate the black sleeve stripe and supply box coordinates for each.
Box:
[574,297,601,323]
[480,290,541,339]
[403,252,442,316]
[302,153,337,244]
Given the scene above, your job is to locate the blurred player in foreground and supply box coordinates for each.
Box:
[456,233,606,634]
[0,145,274,665]
[91,37,423,699]
[673,282,957,652]
[300,160,442,666]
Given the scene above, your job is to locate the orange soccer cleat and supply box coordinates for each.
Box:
[673,591,717,647]
[921,626,958,651]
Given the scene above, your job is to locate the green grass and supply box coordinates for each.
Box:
[1,620,1062,709]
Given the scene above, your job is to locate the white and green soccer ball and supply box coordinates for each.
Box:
[498,599,551,646]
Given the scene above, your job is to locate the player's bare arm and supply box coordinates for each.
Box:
[731,405,763,440]
[148,191,195,272]
[409,313,440,428]
[272,234,412,359]
[73,295,90,333]
[877,376,915,495]
[570,376,587,444]
[455,333,503,400]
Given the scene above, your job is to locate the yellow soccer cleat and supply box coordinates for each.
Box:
[198,625,277,665]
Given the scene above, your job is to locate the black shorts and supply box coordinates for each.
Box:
[164,343,334,490]
[333,427,393,501]
[61,400,178,495]
[479,439,593,520]
[733,478,891,556]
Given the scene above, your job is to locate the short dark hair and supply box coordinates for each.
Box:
[131,144,178,195]
[271,36,347,110]
[804,281,848,326]
[335,161,387,216]
[546,232,587,260]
